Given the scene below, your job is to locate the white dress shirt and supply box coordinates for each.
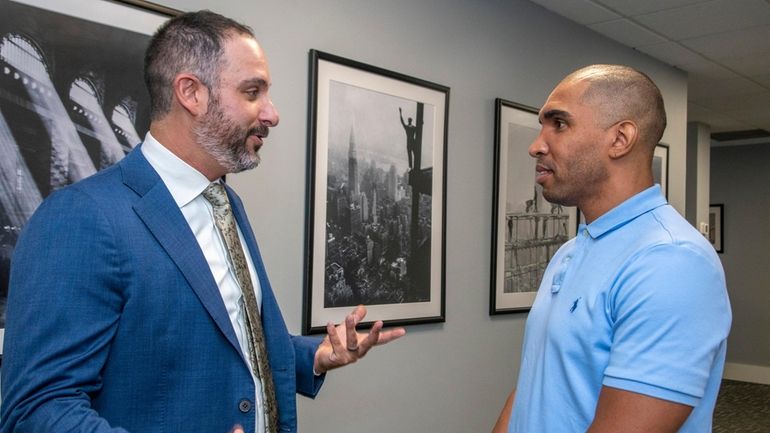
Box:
[141,133,266,432]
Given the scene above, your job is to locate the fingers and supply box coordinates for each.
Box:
[318,314,406,373]
[351,304,367,322]
[337,306,406,352]
[360,320,406,348]
[358,320,383,356]
[377,326,407,345]
[345,314,359,351]
[326,321,343,356]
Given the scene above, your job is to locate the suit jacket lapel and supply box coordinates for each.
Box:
[120,148,242,355]
[226,186,292,357]
[227,187,278,311]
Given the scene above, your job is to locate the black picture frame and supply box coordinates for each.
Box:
[303,50,449,334]
[490,98,576,314]
[0,0,177,357]
[113,0,181,17]
[709,204,724,253]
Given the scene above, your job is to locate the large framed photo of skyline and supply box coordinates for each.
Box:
[304,50,448,334]
[0,0,177,356]
[490,99,577,314]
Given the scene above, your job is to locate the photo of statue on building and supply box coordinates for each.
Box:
[323,81,435,308]
[0,0,160,331]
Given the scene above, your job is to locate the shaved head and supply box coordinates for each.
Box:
[562,64,667,149]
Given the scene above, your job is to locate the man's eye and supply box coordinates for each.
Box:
[554,119,566,129]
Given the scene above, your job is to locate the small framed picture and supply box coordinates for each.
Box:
[709,204,724,253]
[303,50,449,333]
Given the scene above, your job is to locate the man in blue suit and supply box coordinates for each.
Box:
[0,10,405,433]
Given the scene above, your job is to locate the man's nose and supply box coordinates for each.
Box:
[528,132,547,157]
[260,99,279,127]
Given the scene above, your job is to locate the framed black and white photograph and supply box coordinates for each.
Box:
[709,204,724,253]
[304,50,448,334]
[653,143,669,199]
[0,0,177,354]
[490,99,577,314]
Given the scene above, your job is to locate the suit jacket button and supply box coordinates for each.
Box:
[238,399,252,413]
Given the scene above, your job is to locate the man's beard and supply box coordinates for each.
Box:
[193,100,269,174]
[537,153,607,209]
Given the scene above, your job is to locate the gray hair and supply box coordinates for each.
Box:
[144,10,255,120]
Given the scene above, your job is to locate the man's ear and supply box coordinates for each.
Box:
[608,120,638,160]
[173,73,209,117]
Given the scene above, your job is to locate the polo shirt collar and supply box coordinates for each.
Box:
[585,185,667,239]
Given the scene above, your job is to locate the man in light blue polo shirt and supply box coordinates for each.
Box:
[492,65,731,433]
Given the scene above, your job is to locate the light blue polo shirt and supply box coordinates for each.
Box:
[508,185,732,433]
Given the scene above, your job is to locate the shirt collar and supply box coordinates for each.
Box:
[140,132,213,208]
[585,185,668,239]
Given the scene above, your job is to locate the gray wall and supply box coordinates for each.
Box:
[685,122,712,232]
[711,144,770,368]
[157,1,689,431]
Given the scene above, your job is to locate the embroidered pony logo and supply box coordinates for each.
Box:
[570,297,582,313]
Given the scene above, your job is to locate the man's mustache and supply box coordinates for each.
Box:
[249,125,269,139]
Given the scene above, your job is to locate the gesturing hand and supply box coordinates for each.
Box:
[313,305,406,374]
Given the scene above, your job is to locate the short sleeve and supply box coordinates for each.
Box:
[602,243,731,405]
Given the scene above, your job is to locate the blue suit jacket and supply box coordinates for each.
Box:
[1,147,323,433]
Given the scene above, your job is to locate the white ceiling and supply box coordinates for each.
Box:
[528,0,770,145]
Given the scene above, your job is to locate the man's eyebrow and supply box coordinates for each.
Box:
[540,109,571,121]
[240,78,269,88]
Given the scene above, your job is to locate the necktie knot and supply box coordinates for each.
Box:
[202,182,229,209]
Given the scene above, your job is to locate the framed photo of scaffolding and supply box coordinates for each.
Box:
[0,0,177,356]
[303,50,449,334]
[490,99,577,314]
[653,143,669,199]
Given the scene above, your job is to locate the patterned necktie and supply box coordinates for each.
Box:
[202,182,278,433]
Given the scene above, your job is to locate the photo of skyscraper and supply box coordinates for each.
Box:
[322,81,435,308]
